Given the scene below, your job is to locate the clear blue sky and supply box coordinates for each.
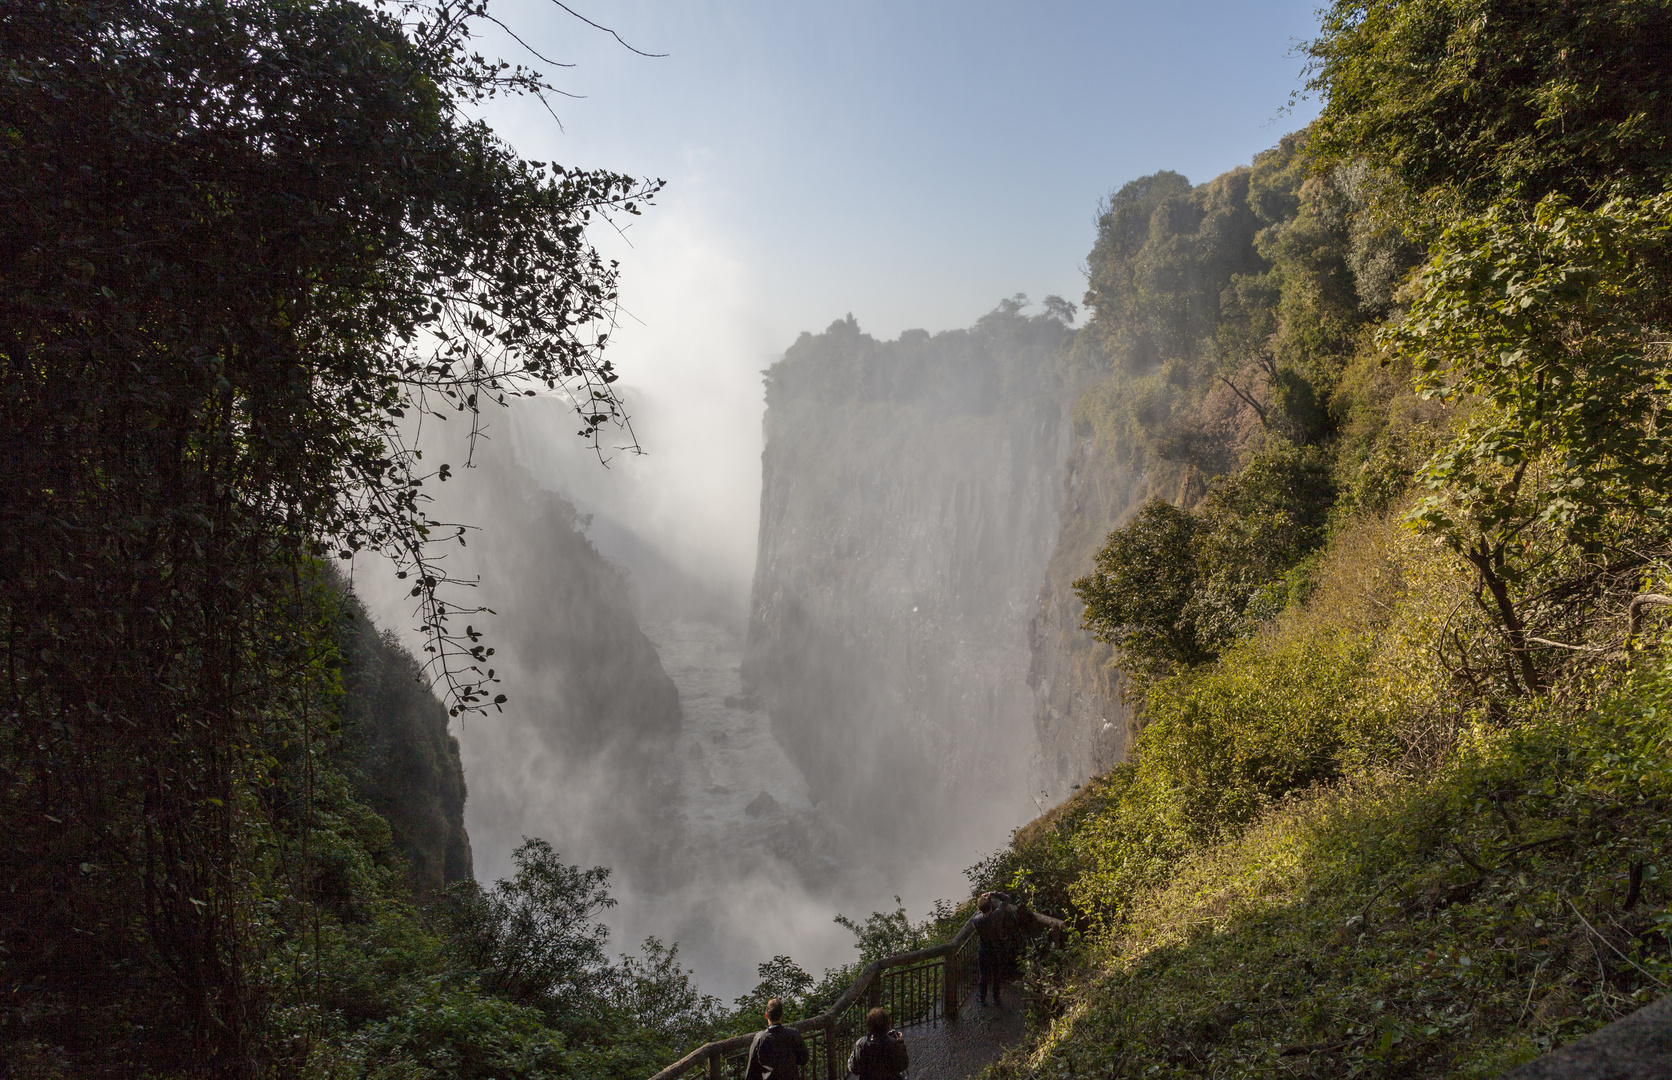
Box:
[456,0,1330,588]
[481,0,1324,340]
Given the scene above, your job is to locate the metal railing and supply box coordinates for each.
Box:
[649,912,1064,1080]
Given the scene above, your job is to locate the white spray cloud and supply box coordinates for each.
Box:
[356,191,890,1002]
[535,164,782,600]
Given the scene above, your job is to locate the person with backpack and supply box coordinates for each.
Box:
[847,1007,908,1080]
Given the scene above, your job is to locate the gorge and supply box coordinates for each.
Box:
[356,292,1170,998]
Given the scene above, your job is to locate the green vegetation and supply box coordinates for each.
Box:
[1007,669,1672,1077]
[0,0,672,1073]
[1307,0,1672,218]
[980,1,1672,1076]
[9,0,1672,1075]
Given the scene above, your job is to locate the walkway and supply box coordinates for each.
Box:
[903,994,1026,1080]
[650,910,1061,1080]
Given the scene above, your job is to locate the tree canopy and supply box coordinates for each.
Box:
[1307,0,1672,216]
[0,0,658,1070]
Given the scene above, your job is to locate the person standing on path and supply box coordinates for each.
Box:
[746,998,810,1080]
[848,1008,909,1080]
[989,890,1027,986]
[971,893,1008,1007]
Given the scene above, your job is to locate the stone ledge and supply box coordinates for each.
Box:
[1503,994,1672,1079]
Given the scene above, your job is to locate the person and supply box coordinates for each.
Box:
[970,892,1007,1007]
[745,998,809,1080]
[847,1007,908,1080]
[988,890,1028,986]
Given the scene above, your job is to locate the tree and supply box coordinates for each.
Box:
[441,838,617,1020]
[1187,443,1335,644]
[1076,445,1337,682]
[1307,0,1672,217]
[1394,191,1672,691]
[610,938,724,1046]
[1075,500,1208,679]
[731,956,816,1021]
[0,0,657,1070]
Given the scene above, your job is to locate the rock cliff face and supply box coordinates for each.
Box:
[1025,436,1191,802]
[1024,376,1259,803]
[744,305,1074,857]
[357,418,684,885]
[335,586,475,894]
[1025,434,1136,802]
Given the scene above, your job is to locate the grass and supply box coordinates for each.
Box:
[992,668,1672,1079]
[974,498,1672,1078]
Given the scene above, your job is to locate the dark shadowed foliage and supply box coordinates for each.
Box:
[334,584,475,894]
[0,0,655,1072]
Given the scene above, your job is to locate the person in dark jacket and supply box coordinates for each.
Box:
[971,893,1009,1006]
[988,890,1027,984]
[847,1007,908,1080]
[745,998,809,1080]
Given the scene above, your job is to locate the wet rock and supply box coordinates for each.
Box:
[745,791,781,817]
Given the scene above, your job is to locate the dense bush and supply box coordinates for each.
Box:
[994,657,1672,1079]
[1075,442,1337,680]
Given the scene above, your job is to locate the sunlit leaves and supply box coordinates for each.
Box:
[1308,0,1672,218]
[1394,192,1672,549]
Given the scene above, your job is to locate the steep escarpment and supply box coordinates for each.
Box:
[744,301,1075,854]
[361,413,685,885]
[334,586,474,893]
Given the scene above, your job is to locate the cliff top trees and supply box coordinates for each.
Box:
[0,0,656,1069]
[1307,0,1672,216]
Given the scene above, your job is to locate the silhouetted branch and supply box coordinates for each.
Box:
[548,1,667,56]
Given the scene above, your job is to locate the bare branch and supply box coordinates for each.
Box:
[1629,593,1672,635]
[1217,374,1268,425]
[1527,636,1609,652]
[547,1,667,57]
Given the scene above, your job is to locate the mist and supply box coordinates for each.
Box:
[354,205,882,1000]
[355,199,1074,1004]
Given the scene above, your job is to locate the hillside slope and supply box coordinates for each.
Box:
[335,586,475,894]
[970,4,1672,1075]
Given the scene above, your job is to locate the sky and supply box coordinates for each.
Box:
[454,0,1330,589]
[481,0,1324,337]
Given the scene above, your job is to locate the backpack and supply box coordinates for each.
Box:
[852,1032,908,1080]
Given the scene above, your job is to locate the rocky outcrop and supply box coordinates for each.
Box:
[744,304,1074,856]
[356,414,685,886]
[335,586,475,893]
[1503,992,1672,1079]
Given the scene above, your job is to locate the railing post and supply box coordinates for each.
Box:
[823,1022,839,1080]
[942,950,959,1022]
[708,1049,724,1080]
